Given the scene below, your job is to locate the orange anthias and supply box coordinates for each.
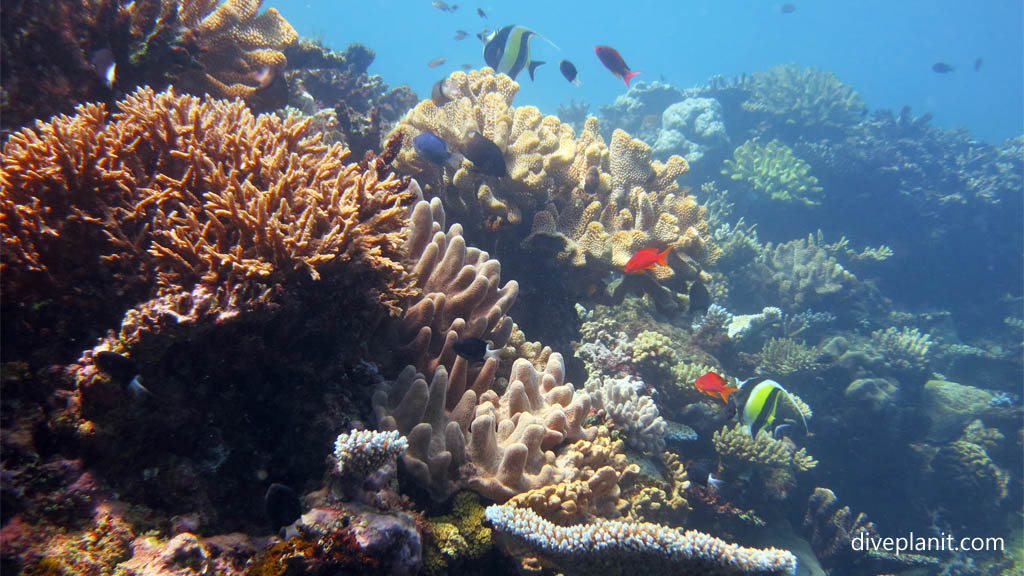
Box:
[694,371,739,403]
[624,247,670,274]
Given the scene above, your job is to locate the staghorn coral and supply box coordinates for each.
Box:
[803,487,876,565]
[722,138,823,205]
[1,86,416,360]
[390,68,718,290]
[333,430,408,480]
[484,504,798,576]
[585,374,667,452]
[870,326,931,371]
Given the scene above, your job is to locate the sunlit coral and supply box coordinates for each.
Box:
[722,138,823,205]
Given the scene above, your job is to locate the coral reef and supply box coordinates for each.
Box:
[375,198,608,502]
[707,64,866,138]
[389,68,718,293]
[743,235,858,310]
[628,451,690,524]
[713,423,816,499]
[758,337,822,375]
[0,0,298,133]
[284,41,419,158]
[422,491,492,575]
[598,81,686,144]
[803,487,876,568]
[869,326,931,372]
[334,430,408,480]
[484,503,798,576]
[1,87,416,361]
[722,139,823,205]
[585,374,667,451]
[932,439,1010,514]
[653,97,731,166]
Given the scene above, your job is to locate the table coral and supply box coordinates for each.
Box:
[732,63,866,135]
[722,138,823,205]
[389,68,718,292]
[484,504,798,576]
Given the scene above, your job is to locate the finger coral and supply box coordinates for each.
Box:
[585,374,667,452]
[484,504,798,576]
[389,68,719,291]
[2,87,417,358]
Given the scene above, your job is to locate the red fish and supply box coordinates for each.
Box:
[594,46,641,87]
[695,371,740,403]
[624,247,669,274]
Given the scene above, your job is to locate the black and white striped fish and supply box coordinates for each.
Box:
[482,25,554,81]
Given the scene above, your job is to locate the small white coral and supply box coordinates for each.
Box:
[334,429,408,479]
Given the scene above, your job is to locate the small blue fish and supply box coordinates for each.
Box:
[413,132,461,168]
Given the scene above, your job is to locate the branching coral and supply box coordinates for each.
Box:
[484,504,798,576]
[751,235,857,310]
[933,439,1010,510]
[585,374,667,452]
[423,491,492,575]
[333,430,408,480]
[629,451,690,524]
[758,337,822,375]
[713,424,816,470]
[0,0,298,131]
[803,487,876,564]
[1,86,416,358]
[869,326,931,371]
[389,68,718,289]
[722,139,823,205]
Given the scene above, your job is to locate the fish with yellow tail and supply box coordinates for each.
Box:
[739,377,809,437]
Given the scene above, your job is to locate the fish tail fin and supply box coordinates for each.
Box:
[528,60,545,81]
[656,247,670,266]
[446,151,465,169]
[572,78,582,87]
[720,386,739,403]
[623,71,642,87]
[782,389,810,434]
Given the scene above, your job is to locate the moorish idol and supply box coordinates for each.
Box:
[740,378,809,437]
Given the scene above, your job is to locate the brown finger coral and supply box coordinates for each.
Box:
[388,68,719,293]
[2,86,417,359]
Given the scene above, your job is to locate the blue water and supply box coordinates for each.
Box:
[270,0,1023,143]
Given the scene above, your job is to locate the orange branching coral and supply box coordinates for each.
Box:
[1,87,417,345]
[177,0,298,101]
[389,68,719,289]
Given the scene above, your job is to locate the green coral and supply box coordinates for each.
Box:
[740,63,867,132]
[722,138,823,205]
[424,491,493,575]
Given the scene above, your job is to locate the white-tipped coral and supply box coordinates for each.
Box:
[333,429,408,480]
[484,504,798,576]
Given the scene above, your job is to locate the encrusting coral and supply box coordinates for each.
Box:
[484,503,798,576]
[1,86,417,360]
[389,68,719,292]
[722,138,823,205]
